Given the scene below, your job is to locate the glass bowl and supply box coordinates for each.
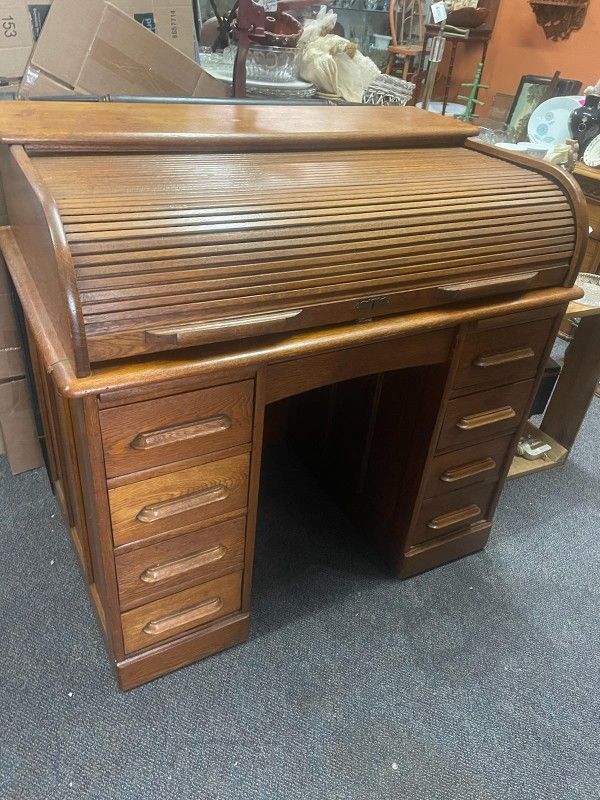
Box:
[247,46,299,83]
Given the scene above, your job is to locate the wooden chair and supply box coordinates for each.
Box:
[385,0,425,81]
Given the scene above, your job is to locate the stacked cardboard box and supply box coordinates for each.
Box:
[0,257,43,474]
[0,1,53,81]
[0,0,200,83]
[113,0,198,60]
[18,0,225,98]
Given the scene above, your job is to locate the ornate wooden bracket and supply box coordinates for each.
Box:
[528,0,589,41]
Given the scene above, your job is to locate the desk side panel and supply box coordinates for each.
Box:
[0,145,89,376]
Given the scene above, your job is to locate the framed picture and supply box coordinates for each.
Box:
[506,74,583,139]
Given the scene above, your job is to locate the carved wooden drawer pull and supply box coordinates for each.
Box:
[136,484,228,523]
[440,457,496,483]
[146,308,303,346]
[456,406,516,431]
[140,544,227,584]
[439,271,538,299]
[427,504,481,531]
[142,597,223,637]
[474,347,535,369]
[131,415,232,450]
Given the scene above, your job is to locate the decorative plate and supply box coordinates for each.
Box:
[575,272,600,308]
[527,95,584,147]
[583,133,600,167]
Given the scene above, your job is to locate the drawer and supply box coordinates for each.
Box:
[412,482,497,547]
[100,380,254,479]
[454,317,555,390]
[109,452,250,547]
[121,571,242,653]
[422,435,513,499]
[115,516,246,610]
[438,379,535,451]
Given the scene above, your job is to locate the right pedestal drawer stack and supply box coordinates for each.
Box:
[401,313,558,574]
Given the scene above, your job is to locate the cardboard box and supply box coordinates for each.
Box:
[0,1,52,80]
[0,78,19,99]
[0,182,6,225]
[0,377,43,474]
[0,253,9,293]
[112,0,197,60]
[19,0,226,99]
[0,288,21,350]
[0,0,196,80]
[0,346,25,380]
[0,261,26,386]
[0,258,42,473]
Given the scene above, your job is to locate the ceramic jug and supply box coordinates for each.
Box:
[569,94,600,156]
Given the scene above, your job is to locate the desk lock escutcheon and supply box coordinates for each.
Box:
[356,296,390,322]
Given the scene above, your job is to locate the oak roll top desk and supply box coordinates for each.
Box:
[0,102,586,689]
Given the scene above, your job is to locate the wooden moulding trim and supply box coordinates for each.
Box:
[0,227,77,383]
[0,102,479,154]
[53,286,583,399]
[7,146,90,376]
[400,522,492,578]
[116,612,250,690]
[465,139,589,284]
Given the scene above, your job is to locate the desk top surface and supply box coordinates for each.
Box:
[0,102,479,153]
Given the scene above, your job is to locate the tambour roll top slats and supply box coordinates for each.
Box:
[32,145,577,364]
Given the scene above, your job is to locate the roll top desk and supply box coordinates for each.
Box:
[0,103,586,689]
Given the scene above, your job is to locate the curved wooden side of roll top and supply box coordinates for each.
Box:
[4,138,587,372]
[0,145,90,376]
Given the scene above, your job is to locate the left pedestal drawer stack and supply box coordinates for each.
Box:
[98,379,255,657]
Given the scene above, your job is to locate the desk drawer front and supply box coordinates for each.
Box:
[100,381,254,478]
[438,379,535,451]
[412,482,496,546]
[423,435,512,499]
[454,317,555,390]
[115,516,246,610]
[121,571,242,653]
[109,453,250,547]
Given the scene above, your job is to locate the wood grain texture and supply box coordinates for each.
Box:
[115,516,245,610]
[49,287,583,399]
[100,379,254,478]
[466,139,588,285]
[265,327,452,403]
[0,228,76,382]
[121,571,242,653]
[540,313,600,450]
[28,146,576,361]
[421,435,513,499]
[453,316,554,389]
[400,522,491,578]
[0,102,478,152]
[411,482,496,546]
[437,379,535,451]
[108,452,250,547]
[0,103,589,689]
[0,148,88,375]
[69,396,126,661]
[116,612,250,690]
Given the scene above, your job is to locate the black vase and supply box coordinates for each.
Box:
[569,94,600,156]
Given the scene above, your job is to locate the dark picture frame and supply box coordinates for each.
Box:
[506,74,582,139]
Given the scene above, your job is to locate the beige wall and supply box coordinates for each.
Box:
[449,1,599,110]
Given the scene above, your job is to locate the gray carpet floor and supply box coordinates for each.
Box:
[1,400,599,800]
